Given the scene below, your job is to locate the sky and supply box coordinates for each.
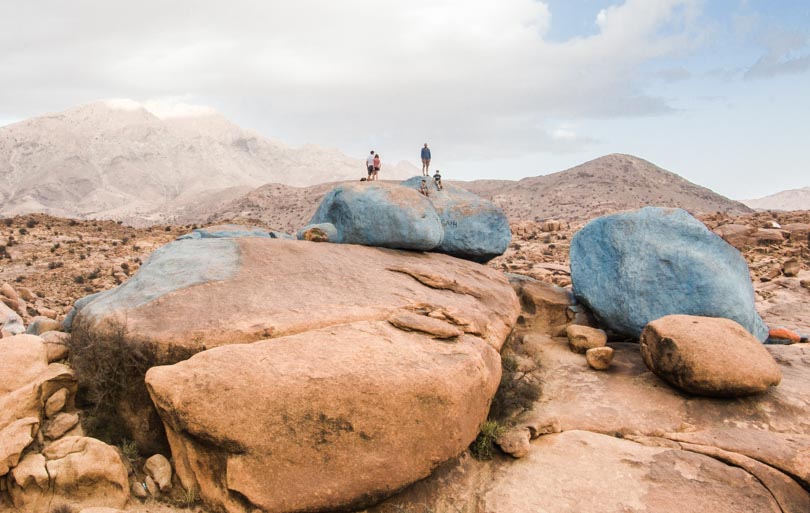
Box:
[0,0,808,199]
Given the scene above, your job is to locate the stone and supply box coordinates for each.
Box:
[268,230,295,240]
[640,315,781,397]
[62,290,105,331]
[0,300,25,335]
[754,228,785,245]
[570,207,768,341]
[507,277,590,334]
[144,453,172,491]
[495,427,532,458]
[388,312,463,339]
[307,182,444,251]
[146,320,505,513]
[8,437,129,512]
[783,258,800,277]
[25,316,62,336]
[17,287,36,302]
[768,327,802,345]
[37,307,57,320]
[74,237,519,465]
[400,177,511,262]
[44,412,80,440]
[783,223,810,239]
[0,282,19,301]
[566,325,607,354]
[131,480,148,499]
[45,388,69,418]
[0,417,38,475]
[177,224,271,240]
[296,222,338,242]
[586,346,614,370]
[145,475,158,496]
[713,223,754,250]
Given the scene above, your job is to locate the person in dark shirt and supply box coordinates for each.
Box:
[419,179,430,197]
[433,169,443,191]
[421,143,431,176]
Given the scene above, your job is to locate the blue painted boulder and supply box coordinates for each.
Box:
[177,224,271,240]
[307,182,444,251]
[400,177,511,263]
[570,207,768,341]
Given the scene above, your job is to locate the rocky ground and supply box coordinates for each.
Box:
[1,208,808,513]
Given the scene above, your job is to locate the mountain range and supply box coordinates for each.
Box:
[743,187,810,211]
[0,100,414,224]
[0,101,777,229]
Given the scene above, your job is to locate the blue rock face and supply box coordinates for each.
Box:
[307,182,444,251]
[570,207,769,341]
[177,225,271,240]
[400,177,511,263]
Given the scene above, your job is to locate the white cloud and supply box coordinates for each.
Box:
[0,0,703,161]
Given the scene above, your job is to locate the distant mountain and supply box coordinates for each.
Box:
[462,154,752,221]
[197,153,752,232]
[0,100,414,224]
[743,187,810,212]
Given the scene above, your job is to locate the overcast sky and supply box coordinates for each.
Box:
[1,0,808,199]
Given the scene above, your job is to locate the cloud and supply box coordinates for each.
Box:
[0,0,703,161]
[744,26,810,79]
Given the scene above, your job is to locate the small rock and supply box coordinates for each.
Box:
[566,325,607,354]
[44,412,80,440]
[297,223,338,243]
[25,316,62,336]
[131,480,148,499]
[37,307,57,320]
[17,287,36,302]
[45,388,69,418]
[801,279,810,290]
[0,283,19,301]
[760,267,782,282]
[144,454,173,491]
[145,475,158,496]
[767,327,802,344]
[782,258,800,277]
[44,342,70,363]
[586,346,614,370]
[495,427,532,458]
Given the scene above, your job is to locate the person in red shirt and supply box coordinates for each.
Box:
[372,154,381,181]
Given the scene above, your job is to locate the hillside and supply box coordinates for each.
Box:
[462,154,752,221]
[200,153,752,232]
[0,100,414,224]
[743,187,810,211]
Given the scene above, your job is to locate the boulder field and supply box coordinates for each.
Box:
[69,236,520,512]
[304,179,511,262]
[570,207,769,341]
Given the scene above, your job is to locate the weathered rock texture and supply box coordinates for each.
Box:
[640,315,782,397]
[570,207,768,340]
[72,237,518,512]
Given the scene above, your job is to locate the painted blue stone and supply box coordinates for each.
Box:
[308,182,444,251]
[400,177,511,263]
[269,231,295,240]
[570,207,769,341]
[74,239,240,323]
[296,223,338,241]
[62,290,107,331]
[177,225,271,240]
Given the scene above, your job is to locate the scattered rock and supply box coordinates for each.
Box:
[754,228,785,245]
[640,315,781,397]
[8,436,129,512]
[144,453,172,491]
[782,258,800,277]
[585,346,614,370]
[495,427,532,458]
[25,316,62,336]
[713,223,754,250]
[0,301,25,336]
[565,325,607,354]
[571,207,769,341]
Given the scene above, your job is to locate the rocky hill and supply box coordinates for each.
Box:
[198,154,752,232]
[743,187,810,211]
[462,153,752,221]
[0,100,414,224]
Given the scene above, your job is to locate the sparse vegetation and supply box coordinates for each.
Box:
[50,504,76,513]
[470,420,505,460]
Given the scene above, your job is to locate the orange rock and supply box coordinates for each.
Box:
[769,327,802,344]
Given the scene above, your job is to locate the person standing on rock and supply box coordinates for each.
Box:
[372,153,381,181]
[421,143,431,176]
[366,150,375,180]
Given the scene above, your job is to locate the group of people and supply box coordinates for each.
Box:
[363,143,443,194]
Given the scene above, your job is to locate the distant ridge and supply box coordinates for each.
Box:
[743,187,810,212]
[461,154,752,221]
[0,100,414,224]
[196,154,752,232]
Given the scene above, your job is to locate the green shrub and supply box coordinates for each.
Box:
[470,420,505,460]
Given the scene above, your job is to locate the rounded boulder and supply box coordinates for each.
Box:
[640,315,781,397]
[570,207,768,341]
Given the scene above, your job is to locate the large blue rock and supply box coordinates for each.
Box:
[307,182,444,251]
[570,207,768,341]
[177,224,271,240]
[400,177,511,263]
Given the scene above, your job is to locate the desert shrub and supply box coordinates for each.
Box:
[18,228,27,235]
[50,504,75,513]
[470,420,505,460]
[25,218,37,229]
[2,218,12,227]
[73,275,85,284]
[68,219,78,226]
[87,268,100,280]
[68,318,197,446]
[488,342,541,422]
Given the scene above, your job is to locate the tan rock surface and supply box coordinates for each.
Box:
[147,320,503,513]
[566,324,607,354]
[585,346,614,370]
[0,417,38,476]
[640,315,782,397]
[144,454,173,491]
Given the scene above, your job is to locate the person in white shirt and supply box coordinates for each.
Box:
[366,150,375,180]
